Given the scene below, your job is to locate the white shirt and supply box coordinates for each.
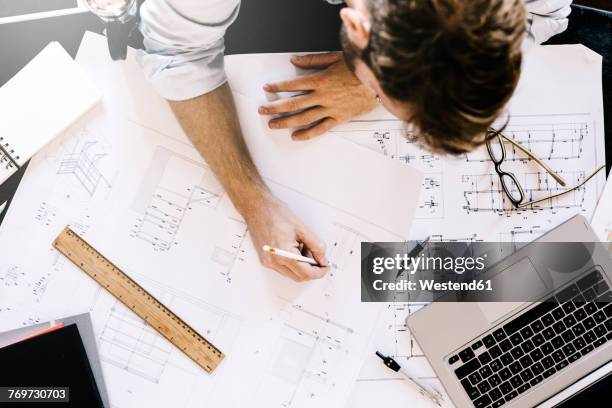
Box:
[138,0,573,101]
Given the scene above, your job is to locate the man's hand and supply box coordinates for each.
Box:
[258,52,378,140]
[244,194,329,282]
[170,84,328,282]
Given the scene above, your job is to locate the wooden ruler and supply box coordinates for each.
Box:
[53,227,224,373]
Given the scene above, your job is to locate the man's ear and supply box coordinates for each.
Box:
[340,7,371,50]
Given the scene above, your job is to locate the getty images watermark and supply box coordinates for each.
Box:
[361,241,612,303]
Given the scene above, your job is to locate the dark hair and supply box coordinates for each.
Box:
[364,0,526,154]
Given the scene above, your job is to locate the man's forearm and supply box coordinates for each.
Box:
[169,83,270,216]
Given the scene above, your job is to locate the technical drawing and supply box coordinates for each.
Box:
[57,140,112,196]
[29,274,50,301]
[99,300,173,383]
[332,119,442,171]
[465,120,587,163]
[327,223,370,272]
[416,174,444,219]
[68,212,92,237]
[272,312,346,407]
[255,298,369,407]
[213,218,249,284]
[382,303,427,361]
[498,225,547,243]
[461,171,587,214]
[0,265,24,287]
[21,316,42,327]
[429,233,483,242]
[35,202,57,227]
[131,146,225,252]
[96,281,242,384]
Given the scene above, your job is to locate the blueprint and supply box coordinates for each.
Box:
[0,32,423,408]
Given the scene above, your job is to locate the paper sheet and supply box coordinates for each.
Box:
[0,32,422,408]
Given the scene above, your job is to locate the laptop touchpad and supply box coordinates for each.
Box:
[477,257,548,324]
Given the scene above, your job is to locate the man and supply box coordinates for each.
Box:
[138,0,572,281]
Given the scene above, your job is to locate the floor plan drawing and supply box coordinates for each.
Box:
[461,170,587,214]
[464,115,588,163]
[335,109,604,243]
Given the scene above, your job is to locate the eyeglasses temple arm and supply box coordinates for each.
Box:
[500,135,567,187]
[518,165,605,208]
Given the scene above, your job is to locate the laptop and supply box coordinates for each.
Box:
[407,215,612,407]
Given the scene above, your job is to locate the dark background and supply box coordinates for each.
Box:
[0,1,610,226]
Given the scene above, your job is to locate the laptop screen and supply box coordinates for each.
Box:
[555,369,612,407]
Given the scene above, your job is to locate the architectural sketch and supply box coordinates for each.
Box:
[99,300,176,383]
[331,119,442,172]
[212,218,249,284]
[35,201,57,227]
[0,265,24,287]
[29,274,50,301]
[258,302,362,407]
[461,171,587,214]
[327,223,370,272]
[130,146,225,252]
[498,225,547,243]
[417,174,444,219]
[464,119,587,163]
[57,139,111,196]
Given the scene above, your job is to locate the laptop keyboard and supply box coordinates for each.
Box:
[448,269,612,408]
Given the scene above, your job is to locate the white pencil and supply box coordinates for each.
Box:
[262,245,319,265]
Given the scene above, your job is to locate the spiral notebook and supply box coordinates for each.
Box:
[0,41,100,186]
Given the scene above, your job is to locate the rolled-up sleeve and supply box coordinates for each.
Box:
[525,0,572,44]
[138,0,240,101]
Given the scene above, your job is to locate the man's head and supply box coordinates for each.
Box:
[340,0,526,154]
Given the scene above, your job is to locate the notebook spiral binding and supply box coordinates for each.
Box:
[0,136,21,170]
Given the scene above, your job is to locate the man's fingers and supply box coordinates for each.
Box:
[291,117,338,141]
[258,93,319,115]
[290,53,342,69]
[284,259,328,281]
[297,226,329,267]
[268,106,328,130]
[263,73,320,93]
[277,263,305,282]
[275,245,328,281]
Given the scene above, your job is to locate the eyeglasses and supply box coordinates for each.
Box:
[486,128,605,209]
